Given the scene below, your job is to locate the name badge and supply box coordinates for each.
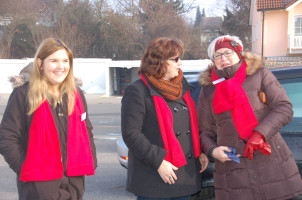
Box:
[212,78,226,85]
[81,112,86,121]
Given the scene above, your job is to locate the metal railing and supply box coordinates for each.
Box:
[288,35,302,53]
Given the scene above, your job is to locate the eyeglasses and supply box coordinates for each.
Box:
[213,50,234,60]
[168,56,180,63]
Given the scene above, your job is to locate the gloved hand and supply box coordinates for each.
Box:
[244,131,271,160]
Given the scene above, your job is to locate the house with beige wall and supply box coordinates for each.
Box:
[250,0,302,61]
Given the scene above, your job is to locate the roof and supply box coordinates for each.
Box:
[199,17,223,31]
[257,0,298,10]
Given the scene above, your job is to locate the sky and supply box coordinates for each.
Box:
[107,0,226,22]
[185,0,226,21]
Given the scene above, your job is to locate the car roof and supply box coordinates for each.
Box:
[270,65,302,80]
[186,65,302,83]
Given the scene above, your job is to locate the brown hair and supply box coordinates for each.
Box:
[138,37,184,78]
[27,38,76,115]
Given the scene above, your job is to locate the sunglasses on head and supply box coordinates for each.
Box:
[168,56,180,63]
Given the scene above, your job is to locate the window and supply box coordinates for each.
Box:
[279,77,302,161]
[253,25,256,42]
[279,77,302,133]
[256,22,258,40]
[294,16,302,36]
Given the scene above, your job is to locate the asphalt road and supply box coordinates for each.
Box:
[0,94,136,200]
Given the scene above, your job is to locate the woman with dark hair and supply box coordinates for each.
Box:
[0,38,97,200]
[121,37,209,200]
[198,35,302,200]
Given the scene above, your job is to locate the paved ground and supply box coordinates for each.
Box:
[0,93,137,200]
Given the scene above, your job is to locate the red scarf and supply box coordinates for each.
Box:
[20,90,95,181]
[141,74,201,167]
[212,61,258,139]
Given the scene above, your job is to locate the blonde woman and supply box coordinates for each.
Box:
[0,38,97,200]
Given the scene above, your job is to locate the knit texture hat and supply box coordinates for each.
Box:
[215,38,242,59]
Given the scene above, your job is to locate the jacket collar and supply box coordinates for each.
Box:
[214,60,243,79]
[199,51,265,86]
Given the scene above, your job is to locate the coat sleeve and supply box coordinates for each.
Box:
[254,68,293,140]
[121,82,166,170]
[78,88,97,169]
[197,87,218,156]
[0,87,28,174]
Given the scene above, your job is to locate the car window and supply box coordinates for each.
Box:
[279,77,302,133]
[189,80,201,106]
[189,76,302,133]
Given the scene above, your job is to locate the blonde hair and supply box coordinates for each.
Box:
[207,35,243,60]
[27,38,76,115]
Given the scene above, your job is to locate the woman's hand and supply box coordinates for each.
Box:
[157,160,178,185]
[199,153,209,173]
[212,146,240,163]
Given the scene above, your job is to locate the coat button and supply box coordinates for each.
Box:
[176,132,181,137]
[173,107,179,112]
[186,130,191,136]
[187,154,193,159]
[183,106,188,111]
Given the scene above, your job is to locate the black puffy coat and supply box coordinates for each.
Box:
[0,83,97,200]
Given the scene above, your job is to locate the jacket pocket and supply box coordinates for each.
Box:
[232,137,246,156]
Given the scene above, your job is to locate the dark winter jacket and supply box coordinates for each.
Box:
[121,77,201,198]
[197,52,302,200]
[0,74,97,200]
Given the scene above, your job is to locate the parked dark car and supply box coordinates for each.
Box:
[117,66,302,200]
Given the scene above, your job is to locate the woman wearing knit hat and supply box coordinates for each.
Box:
[121,37,209,200]
[197,35,302,200]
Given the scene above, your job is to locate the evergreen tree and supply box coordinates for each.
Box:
[166,0,185,14]
[194,6,202,28]
[202,8,206,17]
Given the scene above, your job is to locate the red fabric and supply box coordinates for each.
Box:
[212,61,258,139]
[244,131,271,160]
[183,92,201,158]
[20,100,63,181]
[67,91,95,176]
[141,74,201,167]
[215,38,242,59]
[20,90,94,181]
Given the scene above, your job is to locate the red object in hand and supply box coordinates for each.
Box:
[244,131,271,160]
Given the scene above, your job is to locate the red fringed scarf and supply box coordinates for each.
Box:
[212,61,258,139]
[141,74,201,167]
[20,90,95,181]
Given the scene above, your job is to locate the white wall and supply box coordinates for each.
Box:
[0,59,33,93]
[73,58,111,94]
[0,58,111,94]
[0,58,211,96]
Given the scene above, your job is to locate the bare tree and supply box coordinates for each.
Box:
[221,0,251,49]
[0,0,202,59]
[0,0,43,58]
[53,0,97,57]
[98,0,190,59]
[139,0,189,45]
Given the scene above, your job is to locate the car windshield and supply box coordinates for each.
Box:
[279,77,302,133]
